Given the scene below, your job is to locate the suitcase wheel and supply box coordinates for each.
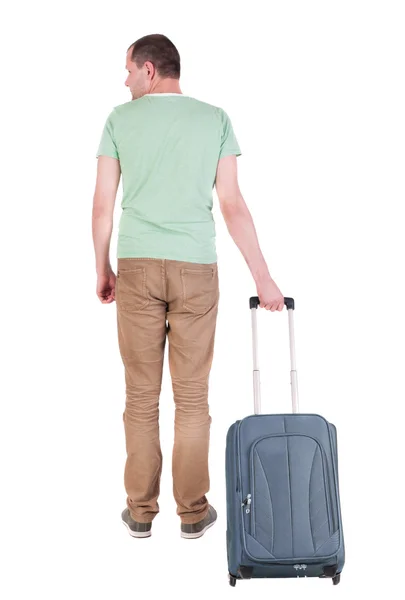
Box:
[333,573,341,585]
[228,573,237,587]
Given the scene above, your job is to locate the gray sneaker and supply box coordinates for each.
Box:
[121,508,152,538]
[180,505,217,539]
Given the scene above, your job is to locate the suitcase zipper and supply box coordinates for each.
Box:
[242,494,252,513]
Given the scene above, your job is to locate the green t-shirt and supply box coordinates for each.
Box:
[96,94,241,263]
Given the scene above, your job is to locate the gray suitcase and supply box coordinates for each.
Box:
[225,297,345,586]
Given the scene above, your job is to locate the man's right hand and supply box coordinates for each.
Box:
[256,276,284,311]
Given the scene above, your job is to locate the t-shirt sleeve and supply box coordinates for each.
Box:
[219,109,241,159]
[96,110,119,159]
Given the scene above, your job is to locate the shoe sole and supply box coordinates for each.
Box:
[180,518,216,539]
[122,520,151,538]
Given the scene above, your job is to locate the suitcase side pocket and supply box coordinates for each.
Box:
[246,433,337,562]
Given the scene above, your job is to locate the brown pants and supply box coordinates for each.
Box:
[115,258,219,525]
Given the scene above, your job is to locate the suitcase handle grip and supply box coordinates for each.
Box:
[249,296,295,310]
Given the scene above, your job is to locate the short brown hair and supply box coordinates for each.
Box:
[127,34,180,79]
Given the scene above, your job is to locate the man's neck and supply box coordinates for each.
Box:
[147,79,182,95]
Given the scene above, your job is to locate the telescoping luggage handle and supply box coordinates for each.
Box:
[249,297,299,415]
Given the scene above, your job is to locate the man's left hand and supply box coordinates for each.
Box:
[97,269,116,304]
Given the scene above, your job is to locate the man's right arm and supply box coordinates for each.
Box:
[215,155,284,311]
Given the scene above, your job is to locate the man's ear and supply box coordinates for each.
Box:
[144,60,155,80]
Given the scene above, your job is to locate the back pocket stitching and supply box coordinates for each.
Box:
[180,268,217,314]
[117,267,149,311]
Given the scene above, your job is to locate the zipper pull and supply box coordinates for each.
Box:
[241,493,252,513]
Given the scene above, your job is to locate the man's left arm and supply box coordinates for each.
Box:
[92,155,121,303]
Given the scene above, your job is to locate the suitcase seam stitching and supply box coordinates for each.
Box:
[284,418,294,557]
[255,450,275,554]
[309,445,317,553]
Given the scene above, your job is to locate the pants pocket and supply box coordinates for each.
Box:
[116,267,150,311]
[180,266,218,314]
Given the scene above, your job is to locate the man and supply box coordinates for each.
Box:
[92,34,284,540]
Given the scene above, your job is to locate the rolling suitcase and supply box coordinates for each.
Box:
[225,296,345,586]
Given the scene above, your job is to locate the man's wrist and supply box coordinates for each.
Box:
[97,263,112,276]
[253,264,272,284]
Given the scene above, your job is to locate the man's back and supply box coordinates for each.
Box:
[96,94,241,263]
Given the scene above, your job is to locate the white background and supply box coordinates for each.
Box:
[1,0,404,597]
